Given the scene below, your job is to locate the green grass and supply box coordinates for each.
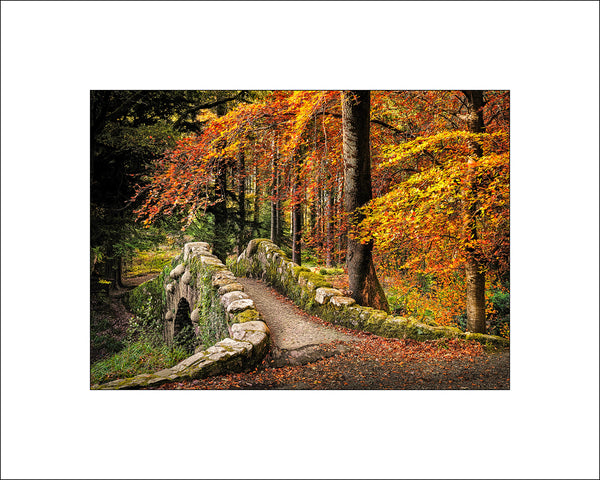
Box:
[90,341,190,385]
[124,247,180,278]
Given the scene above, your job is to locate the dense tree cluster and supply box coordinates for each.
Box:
[91,90,510,334]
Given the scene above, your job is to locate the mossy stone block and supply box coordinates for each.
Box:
[218,282,245,295]
[380,316,411,338]
[298,271,331,290]
[330,296,356,307]
[362,309,389,334]
[403,320,444,341]
[292,265,311,280]
[465,332,509,347]
[170,263,186,279]
[231,308,261,324]
[245,238,269,257]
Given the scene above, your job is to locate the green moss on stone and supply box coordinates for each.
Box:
[247,238,271,256]
[362,309,389,334]
[436,326,463,338]
[232,309,261,324]
[404,320,445,341]
[465,332,509,347]
[292,266,311,279]
[298,271,331,290]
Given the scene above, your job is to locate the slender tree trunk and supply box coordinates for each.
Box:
[292,159,303,265]
[325,184,334,267]
[104,244,124,289]
[212,97,229,260]
[253,161,260,239]
[462,90,487,333]
[270,136,280,245]
[341,90,389,312]
[292,205,302,264]
[213,164,228,259]
[117,257,124,288]
[237,149,246,251]
[276,193,282,244]
[337,173,346,265]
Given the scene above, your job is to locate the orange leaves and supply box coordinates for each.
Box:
[132,91,343,229]
[356,93,509,328]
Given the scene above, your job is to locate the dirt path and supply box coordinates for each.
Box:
[238,278,363,367]
[106,275,509,390]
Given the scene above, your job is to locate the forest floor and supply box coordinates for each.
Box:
[90,273,158,364]
[151,279,510,390]
[92,267,509,390]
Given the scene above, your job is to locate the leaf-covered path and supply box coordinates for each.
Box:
[238,277,363,367]
[149,278,510,390]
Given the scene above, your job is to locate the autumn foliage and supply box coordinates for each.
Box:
[133,90,510,336]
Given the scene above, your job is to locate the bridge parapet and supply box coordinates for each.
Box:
[234,238,509,347]
[93,242,271,390]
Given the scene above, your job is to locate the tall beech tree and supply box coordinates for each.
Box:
[462,90,486,333]
[270,134,282,245]
[291,151,304,265]
[341,91,390,312]
[358,91,509,333]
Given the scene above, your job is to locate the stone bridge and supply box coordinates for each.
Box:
[94,241,270,389]
[94,239,508,390]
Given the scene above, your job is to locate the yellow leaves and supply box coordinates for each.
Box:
[380,130,509,169]
[358,127,509,285]
[279,91,331,158]
[195,110,218,123]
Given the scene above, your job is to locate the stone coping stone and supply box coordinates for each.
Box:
[315,287,343,304]
[330,296,356,307]
[181,271,192,285]
[227,298,255,314]
[218,282,244,295]
[170,263,186,279]
[220,291,250,310]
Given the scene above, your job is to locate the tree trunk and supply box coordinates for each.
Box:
[309,198,317,235]
[104,245,124,290]
[325,184,334,267]
[252,161,261,239]
[237,149,246,251]
[337,173,346,265]
[462,90,487,333]
[292,160,303,265]
[213,97,229,260]
[270,136,280,245]
[341,91,389,312]
[213,164,228,259]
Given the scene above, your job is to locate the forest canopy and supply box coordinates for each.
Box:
[91,90,510,337]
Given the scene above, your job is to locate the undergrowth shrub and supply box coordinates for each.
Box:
[90,342,189,385]
[91,261,191,385]
[487,288,510,339]
[173,325,197,354]
[454,288,510,339]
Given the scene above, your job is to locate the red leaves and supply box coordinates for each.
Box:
[149,335,503,390]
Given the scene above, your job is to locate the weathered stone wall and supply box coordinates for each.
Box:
[234,238,509,347]
[93,242,271,390]
[163,242,231,348]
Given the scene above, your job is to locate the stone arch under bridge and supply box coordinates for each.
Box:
[174,298,192,336]
[94,240,271,389]
[162,241,235,346]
